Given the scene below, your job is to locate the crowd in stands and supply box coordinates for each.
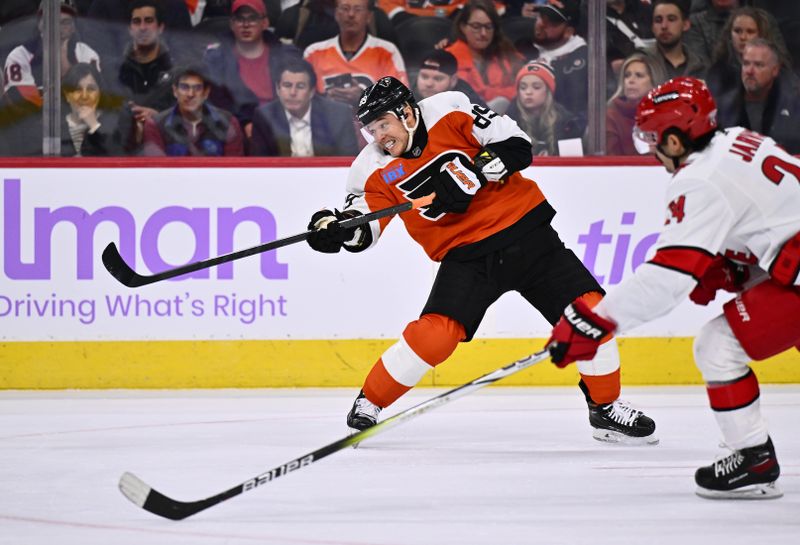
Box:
[0,0,797,157]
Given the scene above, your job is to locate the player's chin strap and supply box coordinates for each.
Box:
[656,143,687,171]
[395,104,421,153]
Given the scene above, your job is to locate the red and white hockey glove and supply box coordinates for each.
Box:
[427,157,483,215]
[689,256,750,306]
[547,299,617,368]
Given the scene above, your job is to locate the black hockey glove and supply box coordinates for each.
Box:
[427,157,483,216]
[306,209,362,253]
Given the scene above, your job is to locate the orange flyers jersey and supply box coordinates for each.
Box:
[377,0,467,18]
[344,91,547,262]
[304,35,408,93]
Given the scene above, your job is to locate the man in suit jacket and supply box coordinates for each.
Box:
[250,58,359,156]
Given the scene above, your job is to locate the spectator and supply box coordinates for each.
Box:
[303,0,407,107]
[60,62,127,156]
[607,0,655,73]
[716,38,800,154]
[142,65,244,156]
[278,0,396,50]
[204,0,300,138]
[378,0,467,25]
[605,53,665,155]
[638,0,707,81]
[517,0,587,128]
[705,7,790,100]
[413,49,485,105]
[505,60,583,156]
[684,0,739,61]
[250,58,359,156]
[445,1,522,112]
[85,0,191,65]
[0,0,101,156]
[3,1,100,93]
[115,0,178,148]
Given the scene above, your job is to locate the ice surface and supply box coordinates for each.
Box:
[1,386,798,545]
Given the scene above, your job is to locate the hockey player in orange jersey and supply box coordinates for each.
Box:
[306,76,658,444]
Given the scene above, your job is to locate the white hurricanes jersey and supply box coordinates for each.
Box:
[597,127,800,332]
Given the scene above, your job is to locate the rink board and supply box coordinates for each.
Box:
[1,158,798,388]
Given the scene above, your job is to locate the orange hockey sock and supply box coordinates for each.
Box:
[362,314,465,408]
[580,368,621,405]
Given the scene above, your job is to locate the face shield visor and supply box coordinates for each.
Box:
[632,125,658,155]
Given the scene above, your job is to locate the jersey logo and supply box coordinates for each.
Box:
[381,163,406,183]
[395,150,471,220]
[665,195,686,225]
[445,162,477,191]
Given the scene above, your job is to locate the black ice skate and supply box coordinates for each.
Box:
[695,437,782,499]
[588,399,659,445]
[346,390,382,433]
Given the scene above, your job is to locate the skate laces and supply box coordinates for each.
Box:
[713,450,745,477]
[604,400,642,427]
[353,396,381,421]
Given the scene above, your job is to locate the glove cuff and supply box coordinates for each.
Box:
[566,299,617,340]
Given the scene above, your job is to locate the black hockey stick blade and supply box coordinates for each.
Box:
[102,195,433,288]
[118,349,551,520]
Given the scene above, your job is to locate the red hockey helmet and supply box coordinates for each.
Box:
[633,77,717,153]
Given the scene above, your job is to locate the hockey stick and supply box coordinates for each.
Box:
[102,195,434,288]
[118,349,551,520]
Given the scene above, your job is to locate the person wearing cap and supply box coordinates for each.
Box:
[505,60,583,156]
[413,49,485,106]
[518,0,588,129]
[444,1,523,111]
[203,0,301,138]
[142,64,244,156]
[0,0,101,156]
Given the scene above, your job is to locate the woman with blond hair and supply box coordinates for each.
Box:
[505,60,583,156]
[606,53,664,155]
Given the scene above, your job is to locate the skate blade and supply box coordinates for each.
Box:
[592,428,660,446]
[696,481,783,500]
[347,427,362,449]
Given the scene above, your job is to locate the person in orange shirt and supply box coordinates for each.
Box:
[303,0,408,106]
[305,76,659,446]
[378,0,467,24]
[445,1,522,112]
